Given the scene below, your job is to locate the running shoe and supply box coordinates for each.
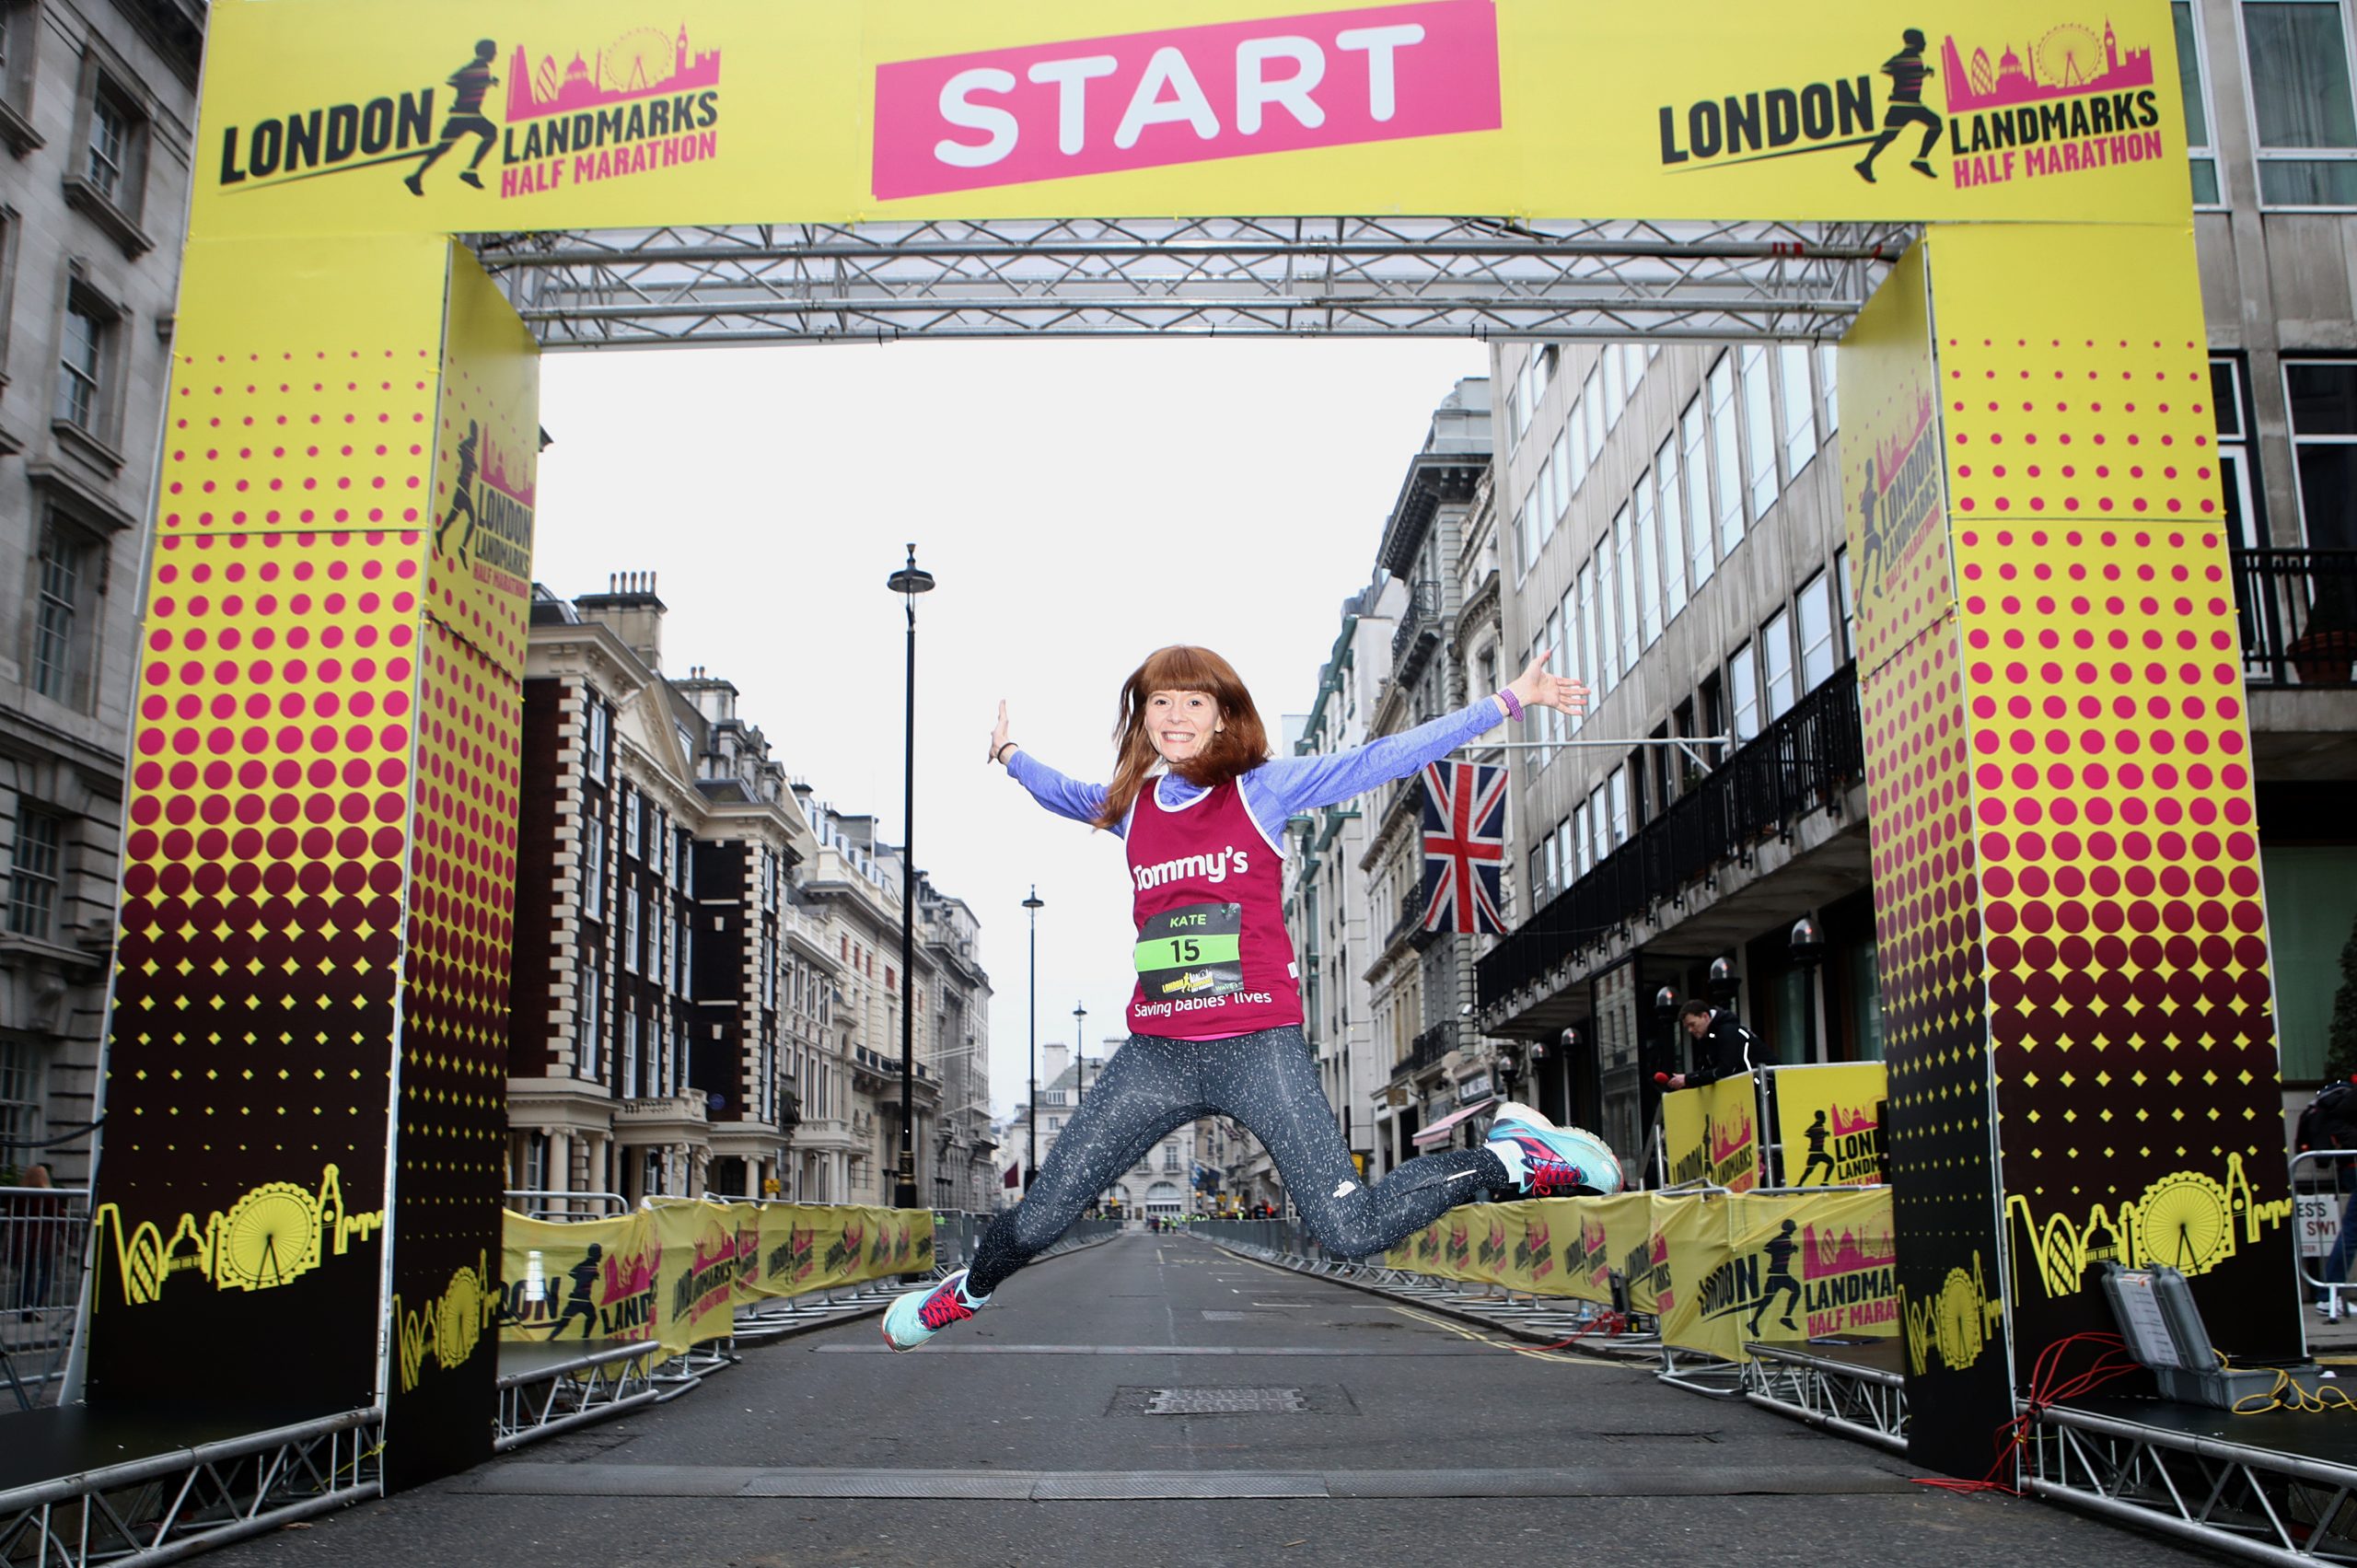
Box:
[880,1268,988,1352]
[1485,1101,1625,1197]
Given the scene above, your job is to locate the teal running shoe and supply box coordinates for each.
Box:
[881,1268,988,1352]
[1485,1101,1624,1196]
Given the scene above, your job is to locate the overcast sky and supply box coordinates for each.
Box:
[533,336,1490,1118]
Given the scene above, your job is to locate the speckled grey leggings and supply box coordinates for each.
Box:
[967,1026,1504,1295]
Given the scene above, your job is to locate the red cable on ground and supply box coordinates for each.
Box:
[1913,1331,2141,1496]
[1533,1310,1630,1350]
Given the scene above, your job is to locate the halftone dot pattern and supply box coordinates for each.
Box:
[158,347,438,540]
[1927,222,2300,1365]
[108,528,424,1203]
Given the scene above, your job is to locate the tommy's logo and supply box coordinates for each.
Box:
[871,0,1500,201]
[1656,17,2166,191]
[214,23,723,202]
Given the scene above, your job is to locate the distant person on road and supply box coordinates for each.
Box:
[884,646,1624,1350]
[1658,1000,1759,1091]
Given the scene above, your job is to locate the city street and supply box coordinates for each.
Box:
[205,1233,2215,1568]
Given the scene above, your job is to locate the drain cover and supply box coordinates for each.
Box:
[1145,1387,1306,1415]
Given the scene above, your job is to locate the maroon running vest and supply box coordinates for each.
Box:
[1124,778,1297,1037]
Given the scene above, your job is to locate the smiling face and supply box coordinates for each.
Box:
[1146,689,1222,764]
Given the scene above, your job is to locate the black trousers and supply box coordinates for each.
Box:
[969,1027,1500,1295]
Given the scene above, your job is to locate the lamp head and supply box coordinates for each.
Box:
[886,542,935,597]
[1788,915,1826,968]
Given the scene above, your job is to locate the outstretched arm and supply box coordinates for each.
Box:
[990,700,1111,828]
[1251,651,1587,818]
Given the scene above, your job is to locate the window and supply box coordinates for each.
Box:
[1612,506,1639,674]
[1586,782,1610,865]
[621,784,641,858]
[1656,436,1689,622]
[1535,453,1558,549]
[1819,344,1840,433]
[0,1041,39,1167]
[1741,345,1780,517]
[622,1010,642,1097]
[30,517,103,708]
[1595,540,1621,691]
[1557,585,1581,733]
[55,295,110,434]
[1602,343,1625,426]
[1164,1143,1180,1171]
[8,804,60,940]
[2243,2,2357,205]
[87,92,127,202]
[578,964,604,1077]
[2173,2,2220,203]
[1681,396,1714,590]
[1709,355,1744,558]
[1632,477,1661,647]
[1582,367,1603,482]
[1572,800,1592,877]
[1780,344,1818,478]
[1835,548,1856,654]
[2287,361,2357,547]
[1797,571,1837,691]
[1760,608,1795,720]
[1550,425,1573,528]
[582,817,606,917]
[2213,357,2260,550]
[1580,558,1609,697]
[621,889,640,972]
[675,827,693,894]
[1730,642,1760,742]
[584,698,611,780]
[1606,767,1629,847]
[1540,610,1563,750]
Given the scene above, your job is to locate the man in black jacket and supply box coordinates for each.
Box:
[1659,1000,1756,1090]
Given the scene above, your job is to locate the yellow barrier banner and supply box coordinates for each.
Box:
[495,1202,935,1354]
[1771,1063,1888,1188]
[1655,1194,1736,1356]
[1662,1076,1761,1191]
[498,1211,661,1345]
[193,0,2194,238]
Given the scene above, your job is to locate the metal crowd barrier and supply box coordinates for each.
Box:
[0,1185,89,1413]
[2292,1150,2356,1317]
[500,1189,630,1221]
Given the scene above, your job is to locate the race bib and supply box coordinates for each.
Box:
[1133,902,1244,1002]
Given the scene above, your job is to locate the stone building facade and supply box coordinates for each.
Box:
[0,0,203,1183]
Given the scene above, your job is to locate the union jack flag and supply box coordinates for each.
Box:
[1420,761,1508,935]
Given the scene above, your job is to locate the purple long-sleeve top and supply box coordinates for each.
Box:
[1005,697,1509,840]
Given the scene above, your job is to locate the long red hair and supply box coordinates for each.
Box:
[1093,646,1271,830]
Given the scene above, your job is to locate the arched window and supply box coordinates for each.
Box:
[1145,1180,1181,1214]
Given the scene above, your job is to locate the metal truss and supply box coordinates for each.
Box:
[1744,1342,1910,1453]
[470,216,1911,350]
[493,1342,665,1454]
[0,1408,379,1568]
[2024,1402,2357,1566]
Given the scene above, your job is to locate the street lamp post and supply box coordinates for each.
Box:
[886,543,934,1211]
[1023,887,1043,1196]
[1074,1002,1088,1107]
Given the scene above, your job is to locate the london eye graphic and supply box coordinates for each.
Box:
[600,29,678,94]
[2035,25,2107,88]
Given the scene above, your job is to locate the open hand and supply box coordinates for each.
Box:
[1508,650,1589,717]
[988,700,1012,764]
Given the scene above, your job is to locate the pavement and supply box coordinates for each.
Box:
[206,1231,2228,1568]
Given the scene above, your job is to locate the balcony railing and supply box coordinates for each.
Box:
[1477,663,1864,1010]
[1385,884,1426,948]
[1398,1020,1455,1079]
[2234,548,2357,689]
[1390,578,1443,667]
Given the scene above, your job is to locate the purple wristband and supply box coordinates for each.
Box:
[1498,690,1524,721]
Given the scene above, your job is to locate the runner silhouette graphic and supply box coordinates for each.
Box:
[406,40,500,195]
[436,420,481,562]
[1855,29,1943,182]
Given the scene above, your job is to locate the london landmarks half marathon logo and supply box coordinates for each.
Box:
[215,23,723,202]
[1657,17,2166,191]
[435,420,533,598]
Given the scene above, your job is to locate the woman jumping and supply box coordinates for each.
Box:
[884,645,1624,1350]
